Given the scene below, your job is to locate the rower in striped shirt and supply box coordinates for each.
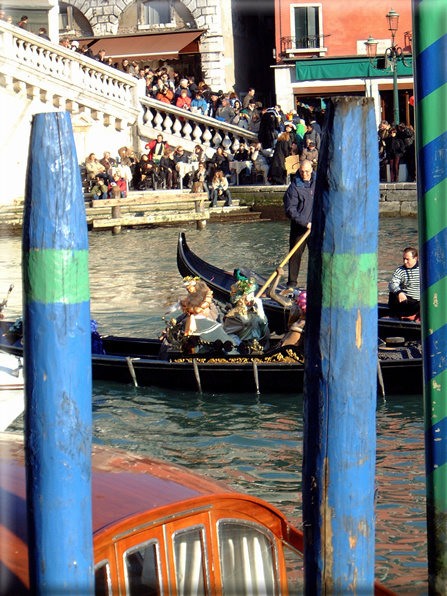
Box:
[388,247,420,318]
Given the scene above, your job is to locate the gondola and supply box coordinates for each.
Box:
[0,323,422,395]
[177,232,422,341]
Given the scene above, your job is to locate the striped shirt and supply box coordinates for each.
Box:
[389,263,420,300]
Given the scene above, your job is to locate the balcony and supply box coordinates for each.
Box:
[279,34,330,59]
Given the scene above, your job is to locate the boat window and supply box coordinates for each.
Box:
[217,520,278,596]
[172,525,208,596]
[124,539,162,596]
[283,544,304,595]
[94,560,111,596]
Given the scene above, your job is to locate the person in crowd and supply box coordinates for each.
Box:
[223,273,270,350]
[188,76,198,98]
[18,15,28,29]
[310,117,322,136]
[117,58,130,73]
[283,159,315,287]
[386,128,405,182]
[228,91,238,107]
[258,107,277,149]
[210,170,232,207]
[300,140,318,168]
[191,90,208,114]
[232,142,250,184]
[160,72,175,93]
[251,142,270,185]
[249,113,261,134]
[284,122,297,147]
[85,153,107,182]
[207,145,230,181]
[243,87,255,109]
[158,280,235,359]
[397,122,416,182]
[176,88,192,111]
[118,147,137,189]
[190,144,205,164]
[159,146,175,189]
[173,145,189,188]
[71,40,80,51]
[216,96,235,123]
[129,61,139,77]
[268,131,290,185]
[145,134,168,165]
[174,78,191,102]
[60,38,71,49]
[304,123,320,152]
[108,172,127,198]
[99,151,116,174]
[156,84,174,104]
[138,154,159,190]
[5,15,12,24]
[0,11,5,20]
[191,161,208,195]
[290,141,300,156]
[91,176,108,201]
[388,247,420,318]
[38,27,50,41]
[94,49,107,63]
[206,91,220,118]
[79,44,94,58]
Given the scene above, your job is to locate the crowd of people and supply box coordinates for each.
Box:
[378,120,416,182]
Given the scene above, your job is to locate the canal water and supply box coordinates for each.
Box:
[3,218,425,594]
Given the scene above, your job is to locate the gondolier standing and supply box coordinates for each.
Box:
[388,247,420,318]
[283,159,316,288]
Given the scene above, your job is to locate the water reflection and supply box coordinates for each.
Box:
[4,218,426,593]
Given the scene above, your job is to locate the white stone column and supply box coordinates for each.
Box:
[274,65,295,113]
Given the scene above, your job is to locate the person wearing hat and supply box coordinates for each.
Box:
[300,140,318,168]
[223,272,270,349]
[206,91,220,118]
[284,121,298,148]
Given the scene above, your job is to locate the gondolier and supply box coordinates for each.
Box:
[283,160,315,288]
[388,247,420,318]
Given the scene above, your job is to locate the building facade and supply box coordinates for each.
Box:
[273,0,413,125]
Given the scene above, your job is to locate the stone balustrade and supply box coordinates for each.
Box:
[139,97,258,154]
[0,20,139,122]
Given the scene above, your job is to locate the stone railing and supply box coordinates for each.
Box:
[138,96,258,154]
[0,20,139,122]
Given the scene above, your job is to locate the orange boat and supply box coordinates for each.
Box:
[1,432,396,595]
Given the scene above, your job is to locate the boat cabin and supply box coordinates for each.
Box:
[1,433,395,595]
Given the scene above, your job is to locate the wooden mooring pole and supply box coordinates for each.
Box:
[303,96,379,594]
[412,2,447,593]
[23,112,94,594]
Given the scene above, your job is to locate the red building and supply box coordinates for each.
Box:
[273,0,413,126]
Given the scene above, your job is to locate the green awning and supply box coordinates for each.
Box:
[295,57,413,81]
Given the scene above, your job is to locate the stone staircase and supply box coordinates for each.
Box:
[0,20,259,207]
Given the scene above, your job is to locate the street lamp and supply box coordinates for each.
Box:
[365,8,411,125]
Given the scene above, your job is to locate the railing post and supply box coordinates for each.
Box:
[303,96,379,594]
[23,112,94,595]
[412,2,447,593]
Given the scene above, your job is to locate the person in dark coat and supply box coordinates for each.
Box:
[283,160,316,287]
[258,109,276,149]
[386,128,406,182]
[268,132,290,185]
[397,123,416,182]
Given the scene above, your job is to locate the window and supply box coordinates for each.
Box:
[291,4,323,50]
[94,560,112,596]
[124,539,162,596]
[142,0,171,26]
[217,520,279,596]
[173,526,208,596]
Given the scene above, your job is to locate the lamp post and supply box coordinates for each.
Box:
[365,8,411,126]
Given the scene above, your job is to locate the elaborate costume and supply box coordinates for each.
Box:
[223,273,270,350]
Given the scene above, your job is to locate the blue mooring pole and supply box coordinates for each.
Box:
[303,97,379,594]
[23,112,94,595]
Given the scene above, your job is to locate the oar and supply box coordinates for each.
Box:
[255,229,311,299]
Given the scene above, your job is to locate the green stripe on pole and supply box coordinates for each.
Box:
[418,84,447,146]
[418,178,447,241]
[415,2,447,49]
[321,252,377,309]
[421,279,447,336]
[25,249,90,304]
[425,370,447,432]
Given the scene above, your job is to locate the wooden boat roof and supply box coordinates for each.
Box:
[1,432,238,535]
